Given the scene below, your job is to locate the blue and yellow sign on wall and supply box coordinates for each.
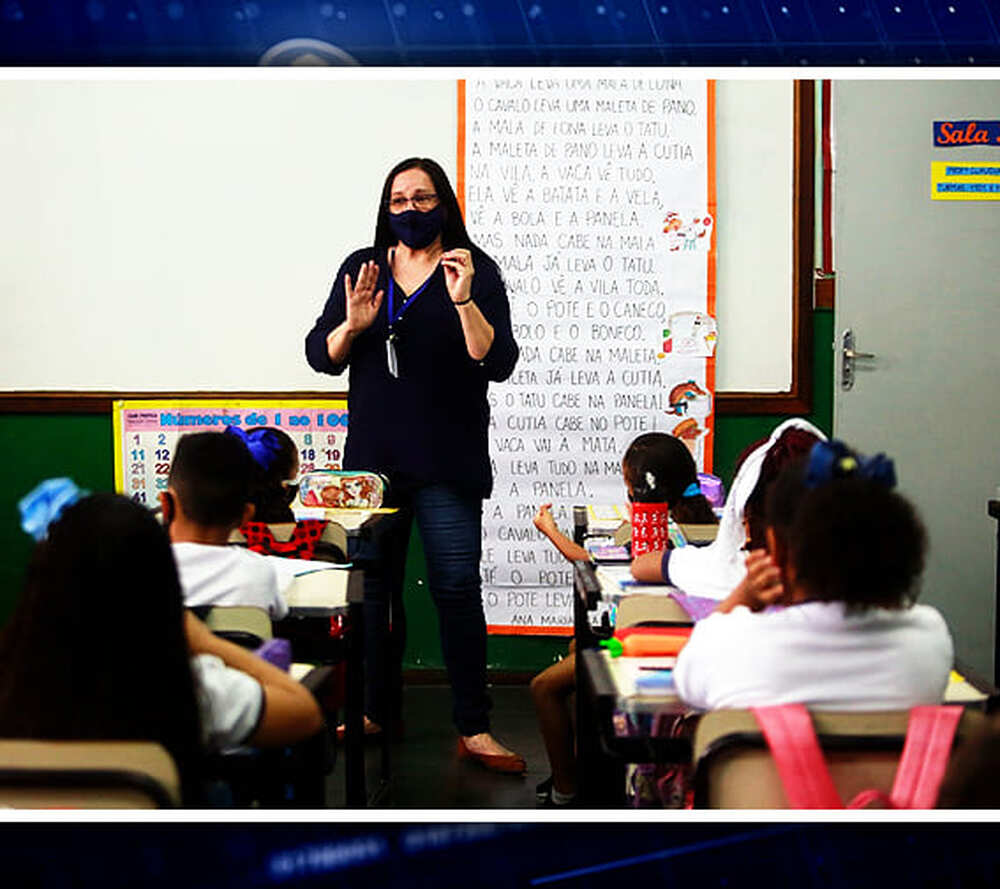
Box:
[931,162,1000,201]
[933,120,1000,147]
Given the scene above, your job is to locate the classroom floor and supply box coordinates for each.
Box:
[325,684,552,809]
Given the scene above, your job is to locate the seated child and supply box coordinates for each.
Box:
[674,440,954,711]
[631,418,824,599]
[162,431,289,619]
[227,426,300,525]
[225,426,345,563]
[530,432,717,806]
[0,488,322,804]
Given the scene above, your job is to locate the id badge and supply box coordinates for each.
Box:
[386,332,399,378]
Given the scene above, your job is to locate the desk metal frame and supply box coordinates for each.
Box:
[573,560,694,806]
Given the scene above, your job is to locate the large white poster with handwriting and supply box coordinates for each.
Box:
[463,77,715,634]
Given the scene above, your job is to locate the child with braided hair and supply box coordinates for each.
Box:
[531,432,717,806]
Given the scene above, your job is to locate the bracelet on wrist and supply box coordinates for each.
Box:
[452,296,474,306]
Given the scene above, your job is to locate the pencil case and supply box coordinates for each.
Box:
[609,626,692,657]
[298,471,387,509]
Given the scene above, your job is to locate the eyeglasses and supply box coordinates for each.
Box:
[387,193,439,213]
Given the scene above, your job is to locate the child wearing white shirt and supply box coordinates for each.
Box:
[160,431,288,619]
[674,440,953,711]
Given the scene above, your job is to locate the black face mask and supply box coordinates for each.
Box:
[387,204,445,249]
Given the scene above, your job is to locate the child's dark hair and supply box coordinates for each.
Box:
[0,493,205,802]
[239,426,298,524]
[168,431,255,527]
[765,444,926,611]
[739,426,822,550]
[622,433,717,524]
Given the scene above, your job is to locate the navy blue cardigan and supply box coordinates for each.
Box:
[305,246,518,500]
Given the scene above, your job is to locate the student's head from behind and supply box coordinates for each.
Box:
[739,425,822,550]
[164,431,257,530]
[373,157,471,254]
[0,492,203,793]
[764,440,926,611]
[622,432,717,524]
[228,426,299,523]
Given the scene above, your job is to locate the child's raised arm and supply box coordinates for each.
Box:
[533,504,590,563]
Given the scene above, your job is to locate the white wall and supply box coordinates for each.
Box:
[0,75,793,394]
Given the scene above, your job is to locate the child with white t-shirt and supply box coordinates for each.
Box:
[674,440,954,711]
[160,431,289,619]
[3,487,321,804]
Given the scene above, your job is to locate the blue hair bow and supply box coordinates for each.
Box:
[18,477,89,541]
[225,426,285,472]
[805,439,896,490]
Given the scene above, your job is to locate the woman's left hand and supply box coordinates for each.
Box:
[442,248,475,305]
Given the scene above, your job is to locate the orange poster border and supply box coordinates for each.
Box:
[487,625,573,637]
[456,79,466,216]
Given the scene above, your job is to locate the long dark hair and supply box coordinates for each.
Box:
[373,157,473,258]
[622,433,717,524]
[0,493,205,802]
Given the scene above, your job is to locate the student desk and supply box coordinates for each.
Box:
[572,560,695,805]
[266,508,397,807]
[270,562,366,806]
[574,553,998,807]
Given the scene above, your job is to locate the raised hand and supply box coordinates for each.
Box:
[729,549,785,612]
[344,260,383,333]
[441,248,475,305]
[533,503,558,537]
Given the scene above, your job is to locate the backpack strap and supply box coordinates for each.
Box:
[888,705,962,809]
[751,705,843,809]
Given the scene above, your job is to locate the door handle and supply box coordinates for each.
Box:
[840,329,876,391]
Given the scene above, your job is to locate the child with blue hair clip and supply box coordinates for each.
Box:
[674,439,954,711]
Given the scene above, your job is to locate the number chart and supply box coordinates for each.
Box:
[113,399,349,507]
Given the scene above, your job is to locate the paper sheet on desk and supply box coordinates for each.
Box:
[945,670,989,703]
[595,566,718,622]
[265,556,350,595]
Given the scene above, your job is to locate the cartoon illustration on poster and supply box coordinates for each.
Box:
[662,211,714,252]
[660,312,718,358]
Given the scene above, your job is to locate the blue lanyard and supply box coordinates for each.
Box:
[388,274,434,330]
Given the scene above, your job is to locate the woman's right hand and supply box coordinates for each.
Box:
[344,260,383,334]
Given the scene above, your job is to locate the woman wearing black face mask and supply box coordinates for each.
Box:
[305,158,522,774]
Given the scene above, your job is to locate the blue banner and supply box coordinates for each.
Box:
[1,1,1000,65]
[934,120,1000,147]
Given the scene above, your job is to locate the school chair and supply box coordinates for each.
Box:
[0,739,180,808]
[229,520,348,563]
[692,706,987,809]
[199,604,273,650]
[206,665,338,808]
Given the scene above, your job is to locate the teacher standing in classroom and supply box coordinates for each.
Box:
[305,157,523,773]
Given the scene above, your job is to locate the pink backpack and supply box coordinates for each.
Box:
[750,704,963,809]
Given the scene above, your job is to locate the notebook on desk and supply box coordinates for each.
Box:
[265,556,361,608]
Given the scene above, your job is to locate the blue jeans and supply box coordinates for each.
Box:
[353,483,491,737]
